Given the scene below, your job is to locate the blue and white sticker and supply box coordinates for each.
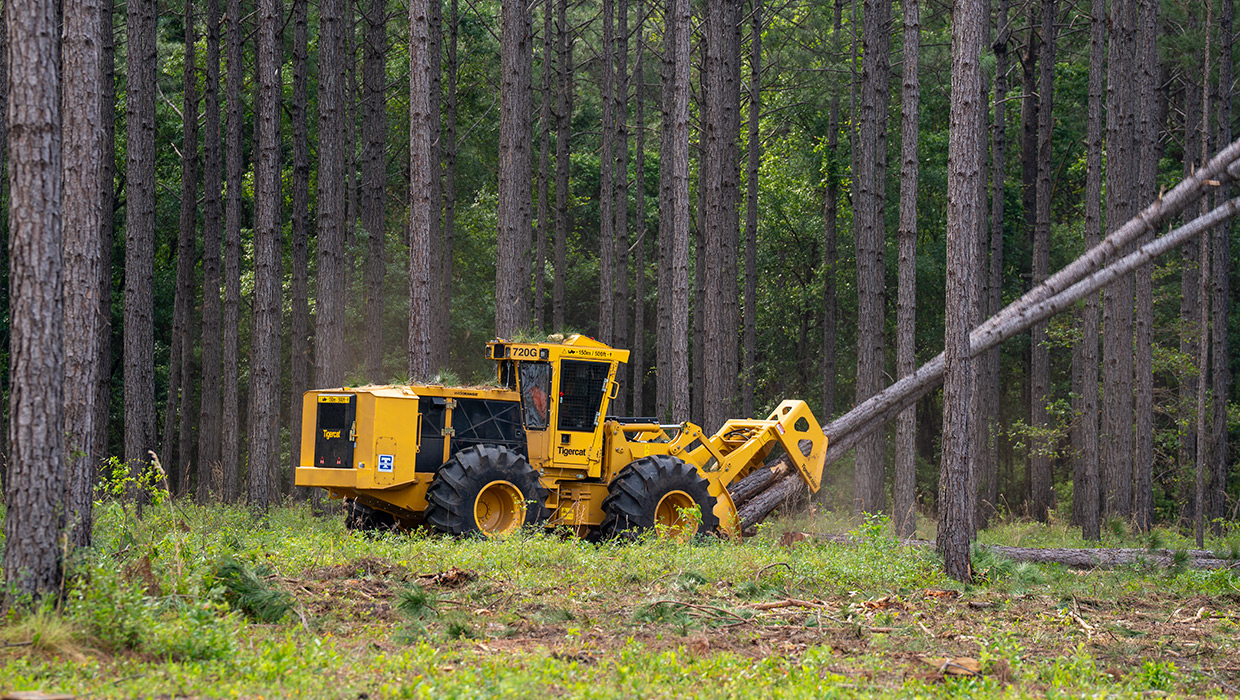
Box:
[378,454,394,472]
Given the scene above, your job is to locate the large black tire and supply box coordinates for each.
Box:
[599,455,720,539]
[424,445,550,536]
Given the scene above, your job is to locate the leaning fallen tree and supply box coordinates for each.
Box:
[800,534,1239,570]
[731,138,1240,530]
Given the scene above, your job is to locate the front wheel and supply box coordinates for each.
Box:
[424,445,550,537]
[599,455,720,539]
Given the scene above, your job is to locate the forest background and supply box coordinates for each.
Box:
[0,0,1237,562]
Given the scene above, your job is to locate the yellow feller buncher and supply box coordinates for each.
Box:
[295,335,827,538]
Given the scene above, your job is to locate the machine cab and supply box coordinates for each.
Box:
[486,335,629,475]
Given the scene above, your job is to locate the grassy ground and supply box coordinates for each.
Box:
[1,501,1239,698]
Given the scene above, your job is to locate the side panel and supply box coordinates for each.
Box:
[312,393,356,468]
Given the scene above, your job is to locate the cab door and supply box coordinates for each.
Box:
[551,360,613,472]
[519,362,554,468]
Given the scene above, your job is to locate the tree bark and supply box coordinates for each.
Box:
[665,0,691,423]
[631,0,647,415]
[1179,8,1202,510]
[3,0,64,605]
[1210,0,1232,533]
[1195,1,1212,548]
[408,0,434,380]
[552,0,570,332]
[246,0,282,509]
[316,0,348,387]
[894,0,919,538]
[1131,0,1160,531]
[742,0,761,420]
[1029,0,1055,522]
[62,0,104,545]
[940,0,984,583]
[534,0,553,331]
[599,0,616,345]
[495,0,533,337]
[1073,0,1104,540]
[287,0,310,493]
[427,0,443,370]
[613,0,631,414]
[853,0,891,514]
[443,0,459,352]
[979,0,1008,528]
[361,0,386,382]
[221,0,245,500]
[164,0,199,494]
[93,0,115,485]
[1101,0,1138,518]
[124,0,157,482]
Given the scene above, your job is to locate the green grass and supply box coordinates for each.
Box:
[0,500,1237,698]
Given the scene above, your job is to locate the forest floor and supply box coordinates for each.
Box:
[1,501,1239,698]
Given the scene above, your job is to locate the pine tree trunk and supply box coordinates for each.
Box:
[3,0,64,605]
[821,92,839,421]
[742,0,761,420]
[940,0,983,583]
[443,0,459,352]
[701,0,742,434]
[894,0,919,537]
[631,0,647,415]
[124,0,157,488]
[666,0,691,423]
[534,0,552,331]
[164,0,198,494]
[62,0,104,545]
[408,0,434,380]
[427,0,443,369]
[316,0,349,387]
[613,0,631,414]
[221,0,245,500]
[495,0,533,337]
[93,0,115,482]
[0,0,8,485]
[247,0,282,509]
[980,0,1008,528]
[1101,0,1137,518]
[1210,0,1232,532]
[1073,0,1104,540]
[853,0,891,514]
[362,0,386,382]
[598,0,616,345]
[1179,15,1202,508]
[1131,0,1160,530]
[822,3,843,421]
[656,3,674,422]
[1194,3,1212,547]
[287,0,310,493]
[552,0,569,332]
[1029,0,1056,521]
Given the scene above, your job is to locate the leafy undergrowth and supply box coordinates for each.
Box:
[1,501,1238,698]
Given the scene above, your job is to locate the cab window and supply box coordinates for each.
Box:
[519,362,552,430]
[558,360,610,432]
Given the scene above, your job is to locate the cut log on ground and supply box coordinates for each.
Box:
[798,533,1240,570]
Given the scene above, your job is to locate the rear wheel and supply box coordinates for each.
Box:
[425,445,549,537]
[599,455,720,539]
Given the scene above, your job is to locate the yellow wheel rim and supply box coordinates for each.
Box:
[654,490,697,537]
[473,480,526,537]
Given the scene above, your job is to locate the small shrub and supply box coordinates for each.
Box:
[208,557,292,623]
[394,586,438,620]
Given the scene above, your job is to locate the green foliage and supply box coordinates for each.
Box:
[207,557,293,623]
[394,586,438,620]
